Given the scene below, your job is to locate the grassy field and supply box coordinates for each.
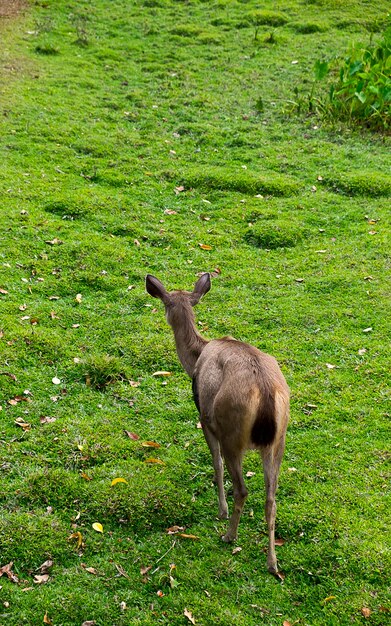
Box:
[0,1,390,624]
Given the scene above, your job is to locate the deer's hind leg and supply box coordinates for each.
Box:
[202,422,228,520]
[261,432,286,574]
[220,443,248,543]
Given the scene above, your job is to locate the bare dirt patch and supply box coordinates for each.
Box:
[0,0,28,19]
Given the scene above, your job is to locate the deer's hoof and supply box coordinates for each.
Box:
[218,509,229,520]
[221,532,236,543]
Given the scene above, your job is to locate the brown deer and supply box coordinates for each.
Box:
[145,273,289,575]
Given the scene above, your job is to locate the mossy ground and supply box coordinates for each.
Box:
[0,1,390,625]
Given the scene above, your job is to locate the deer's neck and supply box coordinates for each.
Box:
[171,314,208,377]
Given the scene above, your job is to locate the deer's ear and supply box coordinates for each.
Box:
[191,272,211,305]
[146,275,169,302]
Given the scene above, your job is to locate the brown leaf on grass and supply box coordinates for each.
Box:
[9,394,31,405]
[0,561,19,583]
[0,372,17,381]
[164,208,177,215]
[211,267,221,277]
[75,293,82,303]
[232,547,242,555]
[174,185,185,194]
[361,608,371,618]
[81,622,96,626]
[184,608,196,624]
[144,458,165,465]
[0,288,9,294]
[19,304,28,311]
[129,380,140,387]
[84,567,98,575]
[198,243,212,250]
[166,526,185,534]
[283,621,292,626]
[114,563,130,579]
[43,613,53,625]
[275,538,285,546]
[125,430,139,440]
[40,416,57,424]
[141,441,161,448]
[37,560,53,574]
[140,565,152,576]
[152,371,171,377]
[34,574,49,584]
[14,417,31,431]
[68,531,83,549]
[45,238,63,245]
[81,472,92,481]
[48,295,60,301]
[178,533,199,540]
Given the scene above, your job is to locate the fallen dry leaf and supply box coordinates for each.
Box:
[140,565,152,576]
[52,377,61,385]
[92,522,103,533]
[129,380,140,387]
[43,613,53,625]
[166,525,185,534]
[184,608,196,624]
[125,430,139,440]
[156,590,164,597]
[198,243,212,250]
[283,621,292,626]
[14,417,31,431]
[19,304,28,311]
[81,622,96,626]
[232,547,242,555]
[81,472,92,481]
[174,185,185,194]
[361,607,371,618]
[164,208,177,215]
[178,533,199,540]
[114,563,130,578]
[40,416,57,424]
[37,560,53,574]
[75,293,82,303]
[0,561,19,583]
[85,567,98,575]
[45,238,63,246]
[0,288,9,294]
[111,477,128,486]
[323,596,336,603]
[275,538,285,546]
[152,371,171,377]
[141,441,161,448]
[144,458,165,465]
[0,371,17,381]
[34,574,49,584]
[68,531,83,550]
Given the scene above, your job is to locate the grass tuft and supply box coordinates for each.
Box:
[80,354,126,389]
[177,166,301,196]
[322,171,391,196]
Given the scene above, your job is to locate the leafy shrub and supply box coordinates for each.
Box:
[322,171,391,196]
[178,166,301,196]
[289,24,391,131]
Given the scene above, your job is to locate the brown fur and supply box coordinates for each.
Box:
[145,273,290,575]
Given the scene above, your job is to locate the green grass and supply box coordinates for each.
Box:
[0,1,390,625]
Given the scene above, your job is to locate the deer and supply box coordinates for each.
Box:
[145,272,290,575]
